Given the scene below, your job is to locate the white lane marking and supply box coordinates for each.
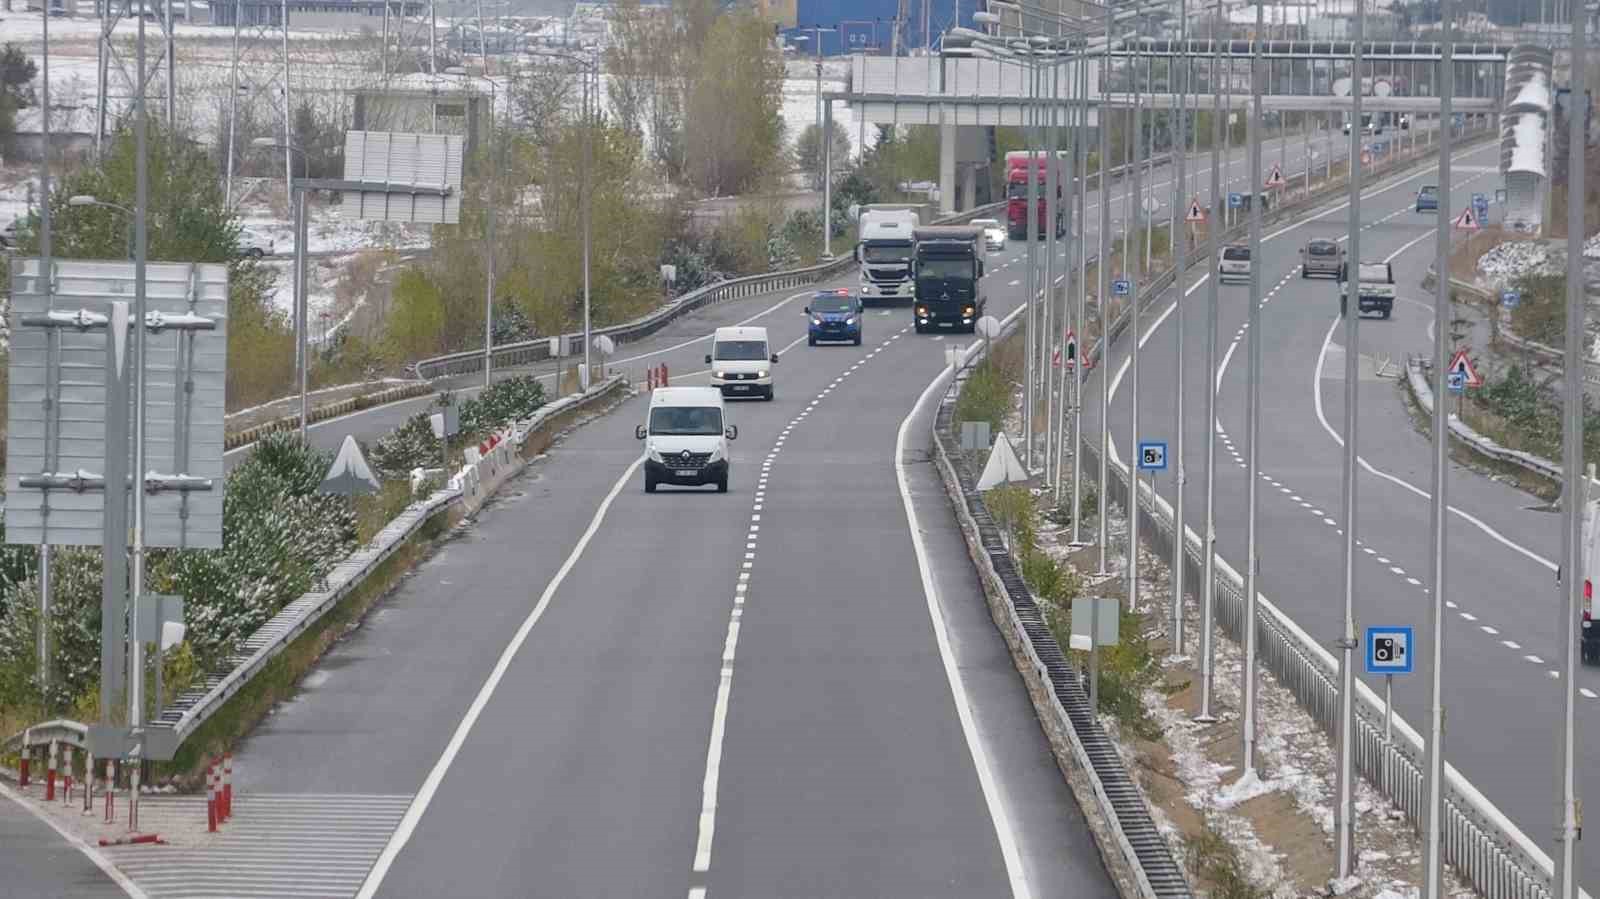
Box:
[1582,688,1598,699]
[1461,612,1478,621]
[1,783,149,899]
[1310,284,1557,574]
[894,310,1032,899]
[356,455,645,899]
[1481,625,1499,635]
[1525,654,1545,664]
[1503,640,1523,650]
[1407,577,1422,586]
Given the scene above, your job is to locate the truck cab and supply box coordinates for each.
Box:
[911,225,985,333]
[1004,150,1067,240]
[1339,260,1396,319]
[855,206,921,304]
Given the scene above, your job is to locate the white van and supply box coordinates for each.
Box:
[636,386,738,493]
[706,326,778,400]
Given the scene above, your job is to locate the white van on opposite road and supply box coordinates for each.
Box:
[706,326,779,400]
[636,386,738,493]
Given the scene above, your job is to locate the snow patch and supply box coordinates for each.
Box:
[1509,114,1547,176]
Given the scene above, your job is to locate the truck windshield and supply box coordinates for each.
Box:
[917,258,973,280]
[650,406,723,436]
[862,243,911,263]
[713,340,769,361]
[1007,182,1031,199]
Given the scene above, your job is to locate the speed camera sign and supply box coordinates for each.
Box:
[1138,441,1167,471]
[1364,626,1415,675]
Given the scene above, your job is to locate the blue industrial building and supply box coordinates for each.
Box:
[783,0,978,55]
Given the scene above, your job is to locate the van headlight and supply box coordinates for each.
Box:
[647,446,663,462]
[757,369,769,379]
[844,317,855,326]
[715,370,727,379]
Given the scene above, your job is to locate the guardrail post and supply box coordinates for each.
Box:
[18,745,28,787]
[84,750,93,812]
[103,758,113,823]
[45,739,56,801]
[62,745,73,804]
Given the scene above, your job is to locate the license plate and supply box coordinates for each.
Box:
[731,385,749,391]
[676,469,696,477]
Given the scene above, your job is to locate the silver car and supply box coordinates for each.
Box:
[1218,244,1251,283]
[1299,238,1344,279]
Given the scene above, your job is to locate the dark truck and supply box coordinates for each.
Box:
[911,225,986,333]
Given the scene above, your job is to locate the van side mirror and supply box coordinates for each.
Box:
[725,425,738,440]
[803,306,810,314]
[704,353,712,364]
[635,425,647,440]
[770,354,780,364]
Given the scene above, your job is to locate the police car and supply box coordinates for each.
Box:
[806,289,864,346]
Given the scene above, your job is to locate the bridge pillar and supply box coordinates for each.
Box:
[939,121,957,215]
[961,165,977,213]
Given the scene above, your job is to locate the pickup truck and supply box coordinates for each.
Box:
[1339,260,1395,319]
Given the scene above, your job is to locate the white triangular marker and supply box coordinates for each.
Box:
[978,432,1030,490]
[321,435,381,494]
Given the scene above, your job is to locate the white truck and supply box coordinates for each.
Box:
[1339,260,1396,319]
[855,205,922,305]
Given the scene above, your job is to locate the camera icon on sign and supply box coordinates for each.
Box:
[1373,636,1403,663]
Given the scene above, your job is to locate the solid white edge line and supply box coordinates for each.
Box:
[895,308,1032,899]
[0,782,149,899]
[354,455,645,899]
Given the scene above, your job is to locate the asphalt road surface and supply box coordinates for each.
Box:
[1088,134,1598,893]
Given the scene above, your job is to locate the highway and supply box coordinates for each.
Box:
[0,789,134,899]
[62,127,1352,897]
[1089,136,1599,892]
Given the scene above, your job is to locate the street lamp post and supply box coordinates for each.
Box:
[801,26,838,260]
[251,137,311,443]
[66,195,135,260]
[446,66,499,390]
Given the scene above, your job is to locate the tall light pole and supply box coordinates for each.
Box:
[130,0,151,831]
[38,0,53,697]
[1170,0,1189,654]
[1332,0,1366,876]
[1240,0,1265,777]
[533,44,598,389]
[1195,0,1223,724]
[446,66,499,390]
[803,25,838,246]
[1096,1,1114,577]
[251,137,310,442]
[1126,11,1146,616]
[1554,6,1587,898]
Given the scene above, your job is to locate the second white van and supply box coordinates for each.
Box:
[706,326,779,400]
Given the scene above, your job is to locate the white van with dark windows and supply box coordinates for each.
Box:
[636,387,738,493]
[706,326,779,400]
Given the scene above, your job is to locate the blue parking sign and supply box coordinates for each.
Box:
[1501,289,1520,308]
[1227,192,1244,209]
[1365,626,1415,675]
[1112,279,1131,296]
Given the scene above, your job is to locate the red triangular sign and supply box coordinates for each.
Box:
[1448,349,1483,387]
[1185,197,1206,222]
[1265,164,1286,188]
[1453,207,1479,231]
[1064,328,1078,361]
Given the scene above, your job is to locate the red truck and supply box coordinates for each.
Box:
[1004,150,1067,240]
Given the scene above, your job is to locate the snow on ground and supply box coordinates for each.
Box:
[1476,233,1600,285]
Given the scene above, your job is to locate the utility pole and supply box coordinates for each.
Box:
[37,0,52,697]
[1332,0,1367,878]
[1127,20,1145,615]
[1096,4,1113,578]
[1170,0,1189,653]
[129,1,151,832]
[1025,56,1040,473]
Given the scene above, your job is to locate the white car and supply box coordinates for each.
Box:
[706,325,778,401]
[237,228,276,258]
[637,386,738,494]
[972,217,1007,251]
[1218,244,1251,283]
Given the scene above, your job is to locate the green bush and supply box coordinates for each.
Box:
[457,376,547,440]
[369,413,440,481]
[956,360,1014,437]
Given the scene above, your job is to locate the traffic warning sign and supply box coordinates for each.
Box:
[1265,163,1286,189]
[1185,196,1207,222]
[1453,207,1480,231]
[1446,349,1483,388]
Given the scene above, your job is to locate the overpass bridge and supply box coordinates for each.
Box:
[832,49,1505,212]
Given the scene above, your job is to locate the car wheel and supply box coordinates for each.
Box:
[853,334,862,346]
[644,474,657,494]
[808,335,816,347]
[1381,308,1391,320]
[765,387,775,401]
[247,248,264,259]
[717,473,729,494]
[1301,268,1308,279]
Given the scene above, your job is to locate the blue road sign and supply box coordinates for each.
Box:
[1365,626,1415,675]
[1227,192,1245,209]
[1112,279,1132,296]
[1447,371,1467,393]
[1472,192,1487,208]
[1501,289,1521,308]
[1138,440,1168,471]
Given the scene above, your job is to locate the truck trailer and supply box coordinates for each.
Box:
[1004,150,1068,240]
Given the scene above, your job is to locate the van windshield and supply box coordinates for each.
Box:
[650,406,723,436]
[713,340,768,361]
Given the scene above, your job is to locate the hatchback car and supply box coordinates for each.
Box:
[1218,244,1251,283]
[972,218,1007,252]
[237,228,276,258]
[806,289,863,346]
[1299,238,1344,279]
[1415,185,1439,213]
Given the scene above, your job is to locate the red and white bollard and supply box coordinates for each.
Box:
[222,753,233,821]
[61,745,73,804]
[103,759,114,823]
[659,363,669,387]
[18,746,29,788]
[206,761,217,833]
[647,366,656,390]
[45,740,56,802]
[83,751,94,813]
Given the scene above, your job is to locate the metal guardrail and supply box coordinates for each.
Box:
[1074,122,1569,899]
[414,152,1183,382]
[932,319,1192,899]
